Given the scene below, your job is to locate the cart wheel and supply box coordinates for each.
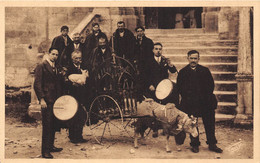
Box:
[123,118,152,138]
[88,95,124,144]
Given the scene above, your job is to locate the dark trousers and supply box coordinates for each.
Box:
[67,105,87,141]
[174,109,217,146]
[190,110,217,147]
[41,104,55,154]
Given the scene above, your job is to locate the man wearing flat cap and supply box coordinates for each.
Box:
[51,25,73,68]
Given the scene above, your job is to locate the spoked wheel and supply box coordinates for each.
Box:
[88,95,124,144]
[123,117,152,138]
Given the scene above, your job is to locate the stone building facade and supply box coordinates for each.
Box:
[5,7,253,123]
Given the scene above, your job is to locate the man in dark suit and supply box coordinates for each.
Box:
[51,25,73,68]
[66,33,84,66]
[134,26,154,102]
[34,48,63,159]
[110,21,136,62]
[65,50,90,144]
[145,42,177,104]
[90,36,112,70]
[82,23,108,67]
[176,50,223,153]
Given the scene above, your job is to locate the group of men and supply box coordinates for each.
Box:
[34,21,222,159]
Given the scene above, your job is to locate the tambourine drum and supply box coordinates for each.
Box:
[53,95,78,121]
[155,79,175,100]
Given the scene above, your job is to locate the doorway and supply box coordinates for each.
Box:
[144,7,203,29]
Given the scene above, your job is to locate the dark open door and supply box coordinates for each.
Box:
[144,7,203,29]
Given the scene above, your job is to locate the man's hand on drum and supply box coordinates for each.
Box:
[166,59,174,67]
[149,85,155,91]
[40,98,47,108]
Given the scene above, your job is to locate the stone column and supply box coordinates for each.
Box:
[202,7,219,33]
[234,7,253,125]
[218,7,239,40]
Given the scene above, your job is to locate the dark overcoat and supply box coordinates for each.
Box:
[51,35,73,67]
[176,64,217,116]
[82,30,108,67]
[111,29,136,61]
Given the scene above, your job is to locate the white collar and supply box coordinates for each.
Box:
[73,63,80,69]
[154,56,161,63]
[101,48,106,54]
[46,58,55,68]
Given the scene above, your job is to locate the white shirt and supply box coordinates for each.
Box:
[101,48,106,54]
[74,43,80,49]
[154,56,161,64]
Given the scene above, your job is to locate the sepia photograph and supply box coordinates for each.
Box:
[2,2,258,161]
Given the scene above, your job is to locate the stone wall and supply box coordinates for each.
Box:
[5,7,93,88]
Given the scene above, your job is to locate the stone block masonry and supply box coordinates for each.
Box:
[5,7,92,88]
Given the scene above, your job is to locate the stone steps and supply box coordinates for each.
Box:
[145,28,204,34]
[145,29,238,114]
[148,40,238,47]
[163,46,238,56]
[174,62,237,72]
[167,54,237,63]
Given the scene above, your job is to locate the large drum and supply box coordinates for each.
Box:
[155,79,178,105]
[53,95,78,121]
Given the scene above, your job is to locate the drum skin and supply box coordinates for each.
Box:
[53,95,78,121]
[155,79,174,100]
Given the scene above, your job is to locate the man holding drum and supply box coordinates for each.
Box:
[34,48,64,159]
[145,42,178,104]
[176,50,223,153]
[65,50,91,144]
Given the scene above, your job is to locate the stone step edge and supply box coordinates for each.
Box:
[163,46,238,50]
[215,113,235,122]
[218,102,237,106]
[146,39,238,43]
[214,91,237,95]
[171,79,237,84]
[165,54,238,57]
[174,62,237,65]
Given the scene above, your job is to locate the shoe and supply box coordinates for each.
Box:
[190,146,199,153]
[152,132,158,138]
[42,152,53,159]
[50,146,63,152]
[209,144,223,153]
[70,138,88,144]
[78,138,88,143]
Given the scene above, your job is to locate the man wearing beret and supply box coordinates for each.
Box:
[176,50,223,153]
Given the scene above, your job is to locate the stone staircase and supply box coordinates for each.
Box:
[145,29,238,114]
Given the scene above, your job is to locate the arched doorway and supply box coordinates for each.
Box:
[144,7,203,29]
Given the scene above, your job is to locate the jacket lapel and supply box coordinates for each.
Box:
[43,60,55,77]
